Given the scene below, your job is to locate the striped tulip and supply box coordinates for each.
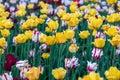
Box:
[39,44,47,51]
[20,66,31,80]
[92,47,103,59]
[16,60,30,70]
[32,29,41,42]
[87,61,98,72]
[95,31,106,40]
[29,49,35,58]
[0,72,13,80]
[65,56,80,69]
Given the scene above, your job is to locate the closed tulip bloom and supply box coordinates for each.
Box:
[47,20,59,31]
[45,36,55,46]
[1,29,10,37]
[92,47,103,59]
[108,34,120,47]
[105,67,120,80]
[92,38,105,48]
[15,34,27,44]
[0,37,7,48]
[42,53,50,59]
[67,17,79,27]
[64,29,75,40]
[55,32,66,44]
[105,27,118,37]
[79,30,90,39]
[26,67,41,80]
[25,30,32,40]
[27,4,34,9]
[69,44,79,53]
[52,67,66,80]
[83,72,103,80]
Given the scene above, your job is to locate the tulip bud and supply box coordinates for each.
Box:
[29,49,35,58]
[116,48,120,56]
[39,65,44,74]
[39,44,47,51]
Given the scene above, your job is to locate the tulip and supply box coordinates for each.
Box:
[69,44,79,53]
[39,44,47,51]
[94,31,106,40]
[16,60,30,70]
[0,72,13,80]
[92,38,105,48]
[20,66,32,80]
[26,67,41,80]
[83,72,103,80]
[79,30,90,39]
[52,67,66,80]
[29,49,35,58]
[87,61,98,72]
[105,67,120,80]
[92,47,103,59]
[32,29,41,42]
[42,53,50,59]
[116,48,120,56]
[65,56,80,69]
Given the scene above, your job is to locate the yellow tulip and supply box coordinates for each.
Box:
[26,67,41,80]
[0,37,7,48]
[88,9,97,16]
[64,29,75,40]
[24,30,33,40]
[69,44,79,53]
[42,53,50,59]
[0,48,5,54]
[55,32,67,44]
[39,33,47,43]
[108,34,120,47]
[79,31,90,39]
[27,4,34,9]
[92,38,105,48]
[52,67,66,80]
[15,34,27,44]
[105,67,120,80]
[83,72,103,80]
[47,20,59,31]
[106,0,117,4]
[70,5,77,13]
[105,27,118,37]
[40,8,49,14]
[67,17,79,27]
[45,36,55,46]
[1,29,10,37]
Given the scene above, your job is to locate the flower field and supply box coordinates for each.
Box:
[0,0,120,80]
